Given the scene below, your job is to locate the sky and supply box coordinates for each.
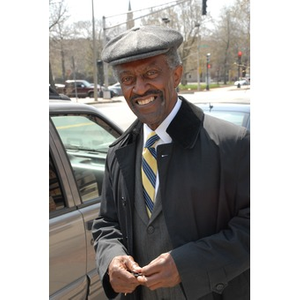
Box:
[65,0,235,24]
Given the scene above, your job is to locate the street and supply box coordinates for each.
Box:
[71,85,250,130]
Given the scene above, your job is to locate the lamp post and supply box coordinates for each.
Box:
[206,53,210,91]
[238,51,242,78]
[92,0,98,101]
[102,16,111,99]
[195,23,201,91]
[237,51,242,88]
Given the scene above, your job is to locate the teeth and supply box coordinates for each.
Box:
[137,97,155,105]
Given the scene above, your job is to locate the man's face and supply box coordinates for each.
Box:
[115,54,182,130]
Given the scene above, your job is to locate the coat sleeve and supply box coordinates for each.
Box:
[92,149,129,299]
[171,128,250,300]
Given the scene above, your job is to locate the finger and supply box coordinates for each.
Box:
[125,257,143,274]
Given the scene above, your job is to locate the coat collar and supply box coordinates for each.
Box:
[110,96,204,149]
[167,96,203,149]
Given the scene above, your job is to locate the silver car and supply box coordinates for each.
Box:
[196,102,250,131]
[49,100,123,299]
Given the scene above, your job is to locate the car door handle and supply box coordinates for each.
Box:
[86,220,94,231]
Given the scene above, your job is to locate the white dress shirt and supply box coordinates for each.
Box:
[142,98,182,196]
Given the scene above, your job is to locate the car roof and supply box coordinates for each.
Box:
[195,102,250,131]
[65,79,88,83]
[196,102,250,112]
[49,100,104,114]
[49,101,123,133]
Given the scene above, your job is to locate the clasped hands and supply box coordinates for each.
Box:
[108,253,181,295]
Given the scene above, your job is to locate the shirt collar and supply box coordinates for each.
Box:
[143,98,182,145]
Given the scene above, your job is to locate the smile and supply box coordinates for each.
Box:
[137,97,155,106]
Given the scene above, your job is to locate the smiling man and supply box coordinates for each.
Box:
[115,54,181,129]
[92,26,250,300]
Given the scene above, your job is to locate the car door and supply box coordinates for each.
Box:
[49,127,88,299]
[49,108,121,299]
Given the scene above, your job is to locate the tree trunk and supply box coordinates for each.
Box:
[49,62,56,89]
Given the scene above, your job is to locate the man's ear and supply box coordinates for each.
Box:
[173,65,183,88]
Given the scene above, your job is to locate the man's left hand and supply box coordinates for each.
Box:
[137,253,181,290]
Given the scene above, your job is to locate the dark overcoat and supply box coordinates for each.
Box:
[92,96,250,300]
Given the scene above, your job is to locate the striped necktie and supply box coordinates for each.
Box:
[142,132,160,217]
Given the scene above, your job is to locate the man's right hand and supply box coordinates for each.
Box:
[108,255,143,295]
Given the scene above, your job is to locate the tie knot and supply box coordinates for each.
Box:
[145,132,160,149]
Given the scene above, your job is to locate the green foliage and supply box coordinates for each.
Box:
[179,83,222,91]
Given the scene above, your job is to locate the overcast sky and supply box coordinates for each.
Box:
[65,0,235,24]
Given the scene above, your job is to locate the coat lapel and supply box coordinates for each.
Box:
[167,96,203,149]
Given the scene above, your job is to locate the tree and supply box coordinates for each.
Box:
[49,0,250,87]
[209,0,250,83]
[139,0,211,85]
[49,0,69,88]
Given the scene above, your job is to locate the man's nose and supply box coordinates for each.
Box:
[132,76,149,95]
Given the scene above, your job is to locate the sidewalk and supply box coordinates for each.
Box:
[70,96,124,105]
[72,85,250,105]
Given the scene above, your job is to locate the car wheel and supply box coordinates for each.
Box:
[89,92,94,98]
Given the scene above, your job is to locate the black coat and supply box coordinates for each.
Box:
[92,97,250,300]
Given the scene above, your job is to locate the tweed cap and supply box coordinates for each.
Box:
[102,25,183,66]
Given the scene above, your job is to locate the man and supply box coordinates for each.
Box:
[92,25,250,300]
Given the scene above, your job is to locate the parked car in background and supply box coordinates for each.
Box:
[108,82,123,96]
[64,80,100,98]
[98,85,118,98]
[49,100,123,299]
[64,80,117,98]
[195,102,250,131]
[234,78,250,87]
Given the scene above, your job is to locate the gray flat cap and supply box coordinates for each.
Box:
[102,25,183,66]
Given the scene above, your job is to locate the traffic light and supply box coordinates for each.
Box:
[202,0,207,15]
[242,66,246,77]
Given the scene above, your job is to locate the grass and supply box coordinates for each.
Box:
[179,83,231,91]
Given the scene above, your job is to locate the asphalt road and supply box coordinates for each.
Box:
[71,85,250,130]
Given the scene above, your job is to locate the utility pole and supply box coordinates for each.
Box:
[206,53,210,91]
[195,23,201,91]
[72,56,78,100]
[237,51,242,88]
[102,16,111,99]
[92,0,98,101]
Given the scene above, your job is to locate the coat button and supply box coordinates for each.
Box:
[147,226,155,234]
[215,283,225,292]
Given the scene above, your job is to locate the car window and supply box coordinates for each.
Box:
[51,114,119,203]
[204,110,247,127]
[49,154,66,212]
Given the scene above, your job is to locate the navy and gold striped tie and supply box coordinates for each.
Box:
[142,132,160,217]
